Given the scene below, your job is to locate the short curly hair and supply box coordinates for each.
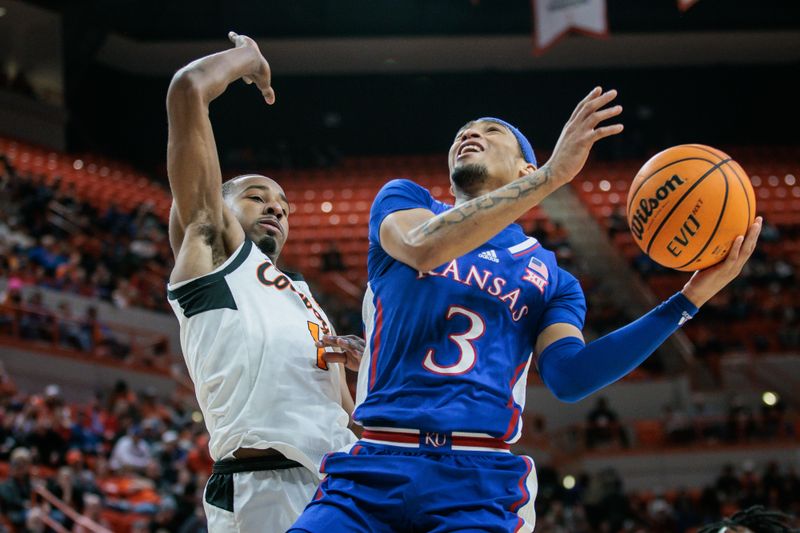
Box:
[697,506,798,533]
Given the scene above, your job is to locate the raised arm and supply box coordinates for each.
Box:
[166,32,274,265]
[380,87,623,272]
[535,218,762,402]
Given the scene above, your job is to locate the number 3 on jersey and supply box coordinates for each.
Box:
[308,321,328,370]
[422,306,485,375]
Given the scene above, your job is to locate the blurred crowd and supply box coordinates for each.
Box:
[522,394,797,461]
[0,155,172,313]
[2,363,797,533]
[0,364,210,532]
[534,460,800,533]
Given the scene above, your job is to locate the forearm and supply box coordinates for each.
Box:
[539,292,698,402]
[408,165,558,269]
[169,46,260,105]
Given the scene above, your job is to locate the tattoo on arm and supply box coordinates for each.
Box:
[418,166,552,237]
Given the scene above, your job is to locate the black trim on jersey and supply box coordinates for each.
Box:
[167,239,253,318]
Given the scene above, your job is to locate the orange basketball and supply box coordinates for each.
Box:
[626,144,756,271]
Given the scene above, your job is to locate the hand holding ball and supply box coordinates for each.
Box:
[627,144,756,271]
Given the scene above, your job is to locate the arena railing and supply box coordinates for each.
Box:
[0,303,171,371]
[31,481,113,533]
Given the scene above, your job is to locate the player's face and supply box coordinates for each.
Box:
[448,121,527,188]
[228,175,290,259]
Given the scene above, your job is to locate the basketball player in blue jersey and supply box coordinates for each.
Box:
[291,87,762,532]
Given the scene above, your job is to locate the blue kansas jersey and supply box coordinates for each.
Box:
[353,179,587,441]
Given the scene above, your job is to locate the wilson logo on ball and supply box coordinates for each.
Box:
[629,174,685,241]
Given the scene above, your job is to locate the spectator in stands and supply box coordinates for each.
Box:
[45,466,86,527]
[585,396,627,449]
[726,397,758,443]
[690,393,724,442]
[663,404,694,445]
[0,360,17,400]
[27,234,68,277]
[606,206,628,240]
[321,242,346,271]
[0,447,34,530]
[56,301,90,350]
[148,495,183,532]
[81,305,129,358]
[110,425,152,473]
[24,415,67,468]
[20,291,53,342]
[74,492,112,533]
[716,464,743,501]
[154,429,184,486]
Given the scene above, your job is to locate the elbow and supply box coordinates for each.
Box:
[552,389,586,404]
[542,374,588,404]
[167,67,206,107]
[401,238,441,272]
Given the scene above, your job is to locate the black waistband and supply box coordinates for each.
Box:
[212,454,303,475]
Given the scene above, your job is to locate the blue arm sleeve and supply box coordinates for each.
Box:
[538,292,698,403]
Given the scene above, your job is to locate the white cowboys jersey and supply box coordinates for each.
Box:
[167,239,355,475]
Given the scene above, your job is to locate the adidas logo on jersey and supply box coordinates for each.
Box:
[478,250,500,263]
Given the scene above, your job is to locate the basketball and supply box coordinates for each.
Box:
[626,144,757,271]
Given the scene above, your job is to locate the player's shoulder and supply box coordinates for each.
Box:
[377,178,432,197]
[373,178,451,215]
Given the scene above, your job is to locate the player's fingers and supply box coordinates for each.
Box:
[579,89,618,121]
[724,235,745,267]
[319,335,355,350]
[591,123,624,141]
[570,86,602,121]
[228,31,238,44]
[737,217,763,264]
[588,105,623,128]
[322,353,347,365]
[346,354,362,369]
[243,75,253,85]
[316,337,340,349]
[342,335,366,349]
[264,87,276,105]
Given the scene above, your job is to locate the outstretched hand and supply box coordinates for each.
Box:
[545,87,623,184]
[318,335,365,372]
[228,31,275,105]
[681,217,763,308]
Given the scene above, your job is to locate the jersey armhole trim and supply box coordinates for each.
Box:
[167,239,252,317]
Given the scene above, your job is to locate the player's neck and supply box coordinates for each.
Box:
[452,182,502,206]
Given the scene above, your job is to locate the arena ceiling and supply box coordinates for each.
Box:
[16,0,800,75]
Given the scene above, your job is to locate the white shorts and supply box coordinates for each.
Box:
[203,458,319,533]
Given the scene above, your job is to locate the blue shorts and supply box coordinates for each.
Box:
[289,441,537,533]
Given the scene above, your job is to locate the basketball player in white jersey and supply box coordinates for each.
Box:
[165,32,358,532]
